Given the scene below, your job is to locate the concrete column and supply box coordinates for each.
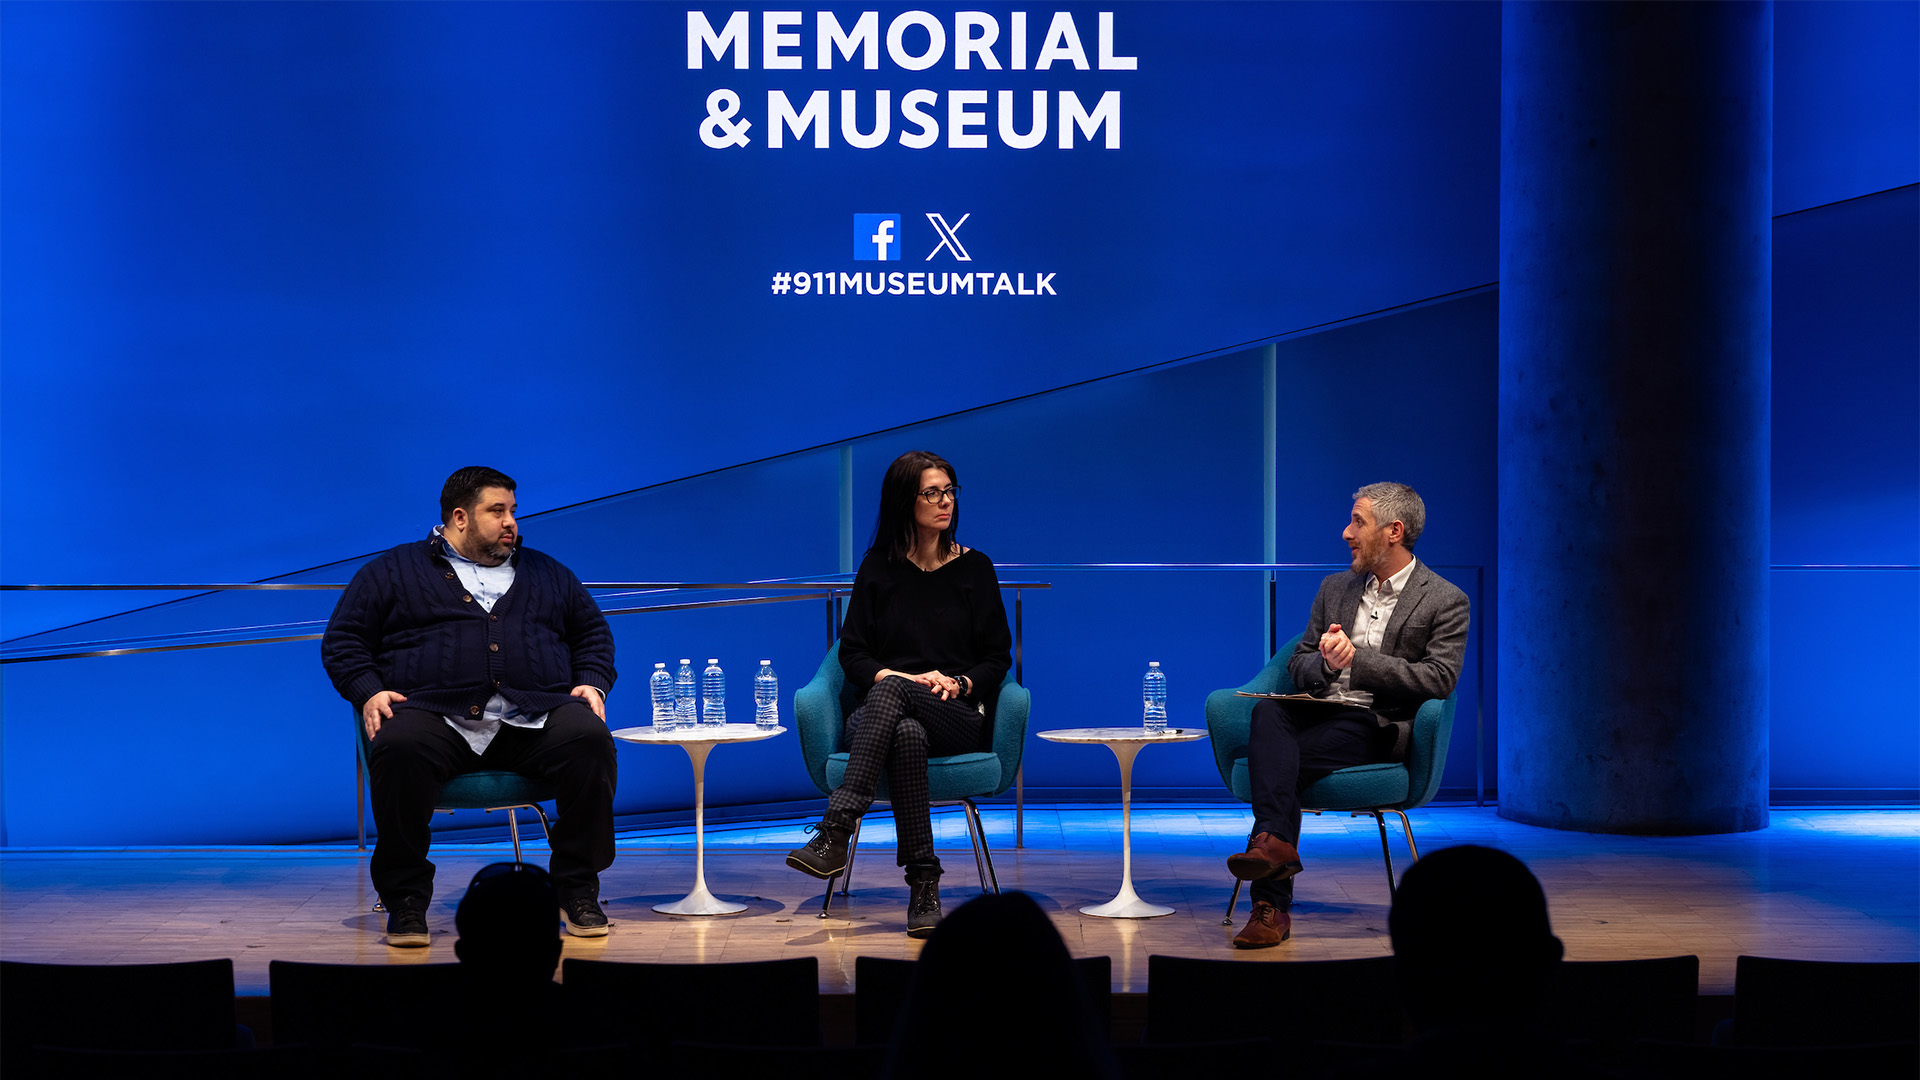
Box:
[1497,2,1772,833]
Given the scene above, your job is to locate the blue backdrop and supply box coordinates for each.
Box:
[3,1,1503,618]
[1,1,1914,844]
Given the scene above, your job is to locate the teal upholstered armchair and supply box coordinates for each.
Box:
[795,641,1030,915]
[1202,634,1457,921]
[353,708,554,864]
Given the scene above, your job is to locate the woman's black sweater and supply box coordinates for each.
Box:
[837,547,1013,740]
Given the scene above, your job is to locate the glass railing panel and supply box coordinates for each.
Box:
[844,348,1270,567]
[1771,566,1919,797]
[533,445,844,584]
[0,585,855,845]
[1002,564,1486,804]
[0,586,346,657]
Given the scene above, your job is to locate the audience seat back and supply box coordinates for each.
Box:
[267,959,466,1051]
[853,953,1111,1045]
[561,956,821,1049]
[0,958,238,1071]
[1144,954,1403,1046]
[1729,956,1920,1047]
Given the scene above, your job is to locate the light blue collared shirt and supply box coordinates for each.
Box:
[436,526,547,754]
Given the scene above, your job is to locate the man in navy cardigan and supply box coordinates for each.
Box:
[323,466,618,946]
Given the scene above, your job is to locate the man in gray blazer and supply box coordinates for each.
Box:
[1228,482,1469,948]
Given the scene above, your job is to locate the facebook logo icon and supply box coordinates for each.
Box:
[853,214,901,261]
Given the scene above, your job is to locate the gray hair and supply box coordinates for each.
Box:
[1353,482,1425,550]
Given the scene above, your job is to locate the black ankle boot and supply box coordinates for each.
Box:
[786,819,852,879]
[907,876,942,938]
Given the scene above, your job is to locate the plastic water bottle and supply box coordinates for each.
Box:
[1143,661,1168,732]
[650,662,677,731]
[701,658,726,726]
[754,660,779,729]
[675,659,697,728]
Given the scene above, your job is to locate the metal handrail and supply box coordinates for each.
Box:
[0,575,1055,846]
[0,579,1052,664]
[5,561,1502,805]
[0,581,860,592]
[5,557,1896,835]
[995,560,1488,805]
[1,560,1510,849]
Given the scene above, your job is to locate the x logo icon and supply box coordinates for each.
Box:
[924,213,972,262]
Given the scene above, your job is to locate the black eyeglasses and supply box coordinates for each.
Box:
[916,485,961,504]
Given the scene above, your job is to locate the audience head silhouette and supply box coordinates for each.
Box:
[1389,844,1564,1031]
[454,862,562,985]
[883,891,1117,1080]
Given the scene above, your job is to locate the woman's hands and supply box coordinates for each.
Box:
[875,668,966,701]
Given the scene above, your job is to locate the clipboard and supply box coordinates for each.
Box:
[1233,691,1364,709]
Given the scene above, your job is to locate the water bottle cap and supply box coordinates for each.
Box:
[1148,661,1161,668]
[655,662,666,668]
[680,659,691,664]
[760,659,771,665]
[708,658,719,664]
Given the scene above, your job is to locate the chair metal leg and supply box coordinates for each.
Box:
[819,872,839,918]
[505,808,524,863]
[961,802,987,889]
[481,803,552,862]
[839,818,863,897]
[1390,808,1419,862]
[1224,878,1244,926]
[1016,765,1024,850]
[961,800,998,894]
[818,816,866,917]
[1370,810,1397,895]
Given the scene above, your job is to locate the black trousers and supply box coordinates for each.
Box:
[826,676,986,879]
[1246,697,1396,910]
[367,700,616,906]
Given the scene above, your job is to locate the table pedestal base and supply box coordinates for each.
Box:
[1081,882,1174,919]
[612,725,785,919]
[1086,737,1176,919]
[654,885,746,916]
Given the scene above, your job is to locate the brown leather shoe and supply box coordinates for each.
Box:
[1226,832,1304,881]
[1232,900,1291,949]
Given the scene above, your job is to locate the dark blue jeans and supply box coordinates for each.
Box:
[1246,697,1394,910]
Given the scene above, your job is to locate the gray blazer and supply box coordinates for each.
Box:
[1285,559,1470,722]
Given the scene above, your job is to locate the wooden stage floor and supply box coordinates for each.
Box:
[2,805,1914,996]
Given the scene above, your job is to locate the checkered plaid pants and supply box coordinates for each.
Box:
[826,675,986,876]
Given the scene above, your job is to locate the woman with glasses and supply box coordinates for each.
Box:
[787,449,1012,937]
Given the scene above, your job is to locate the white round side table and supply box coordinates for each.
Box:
[612,723,785,915]
[1036,726,1208,918]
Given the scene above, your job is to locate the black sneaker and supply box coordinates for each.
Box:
[560,892,610,937]
[906,878,942,938]
[785,821,851,880]
[386,904,430,948]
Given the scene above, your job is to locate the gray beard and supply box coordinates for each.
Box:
[473,538,514,566]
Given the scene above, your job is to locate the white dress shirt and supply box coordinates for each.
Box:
[1327,558,1418,707]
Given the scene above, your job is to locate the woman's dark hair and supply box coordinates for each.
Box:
[869,450,959,564]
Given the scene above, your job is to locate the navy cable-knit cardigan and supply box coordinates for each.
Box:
[321,530,617,719]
